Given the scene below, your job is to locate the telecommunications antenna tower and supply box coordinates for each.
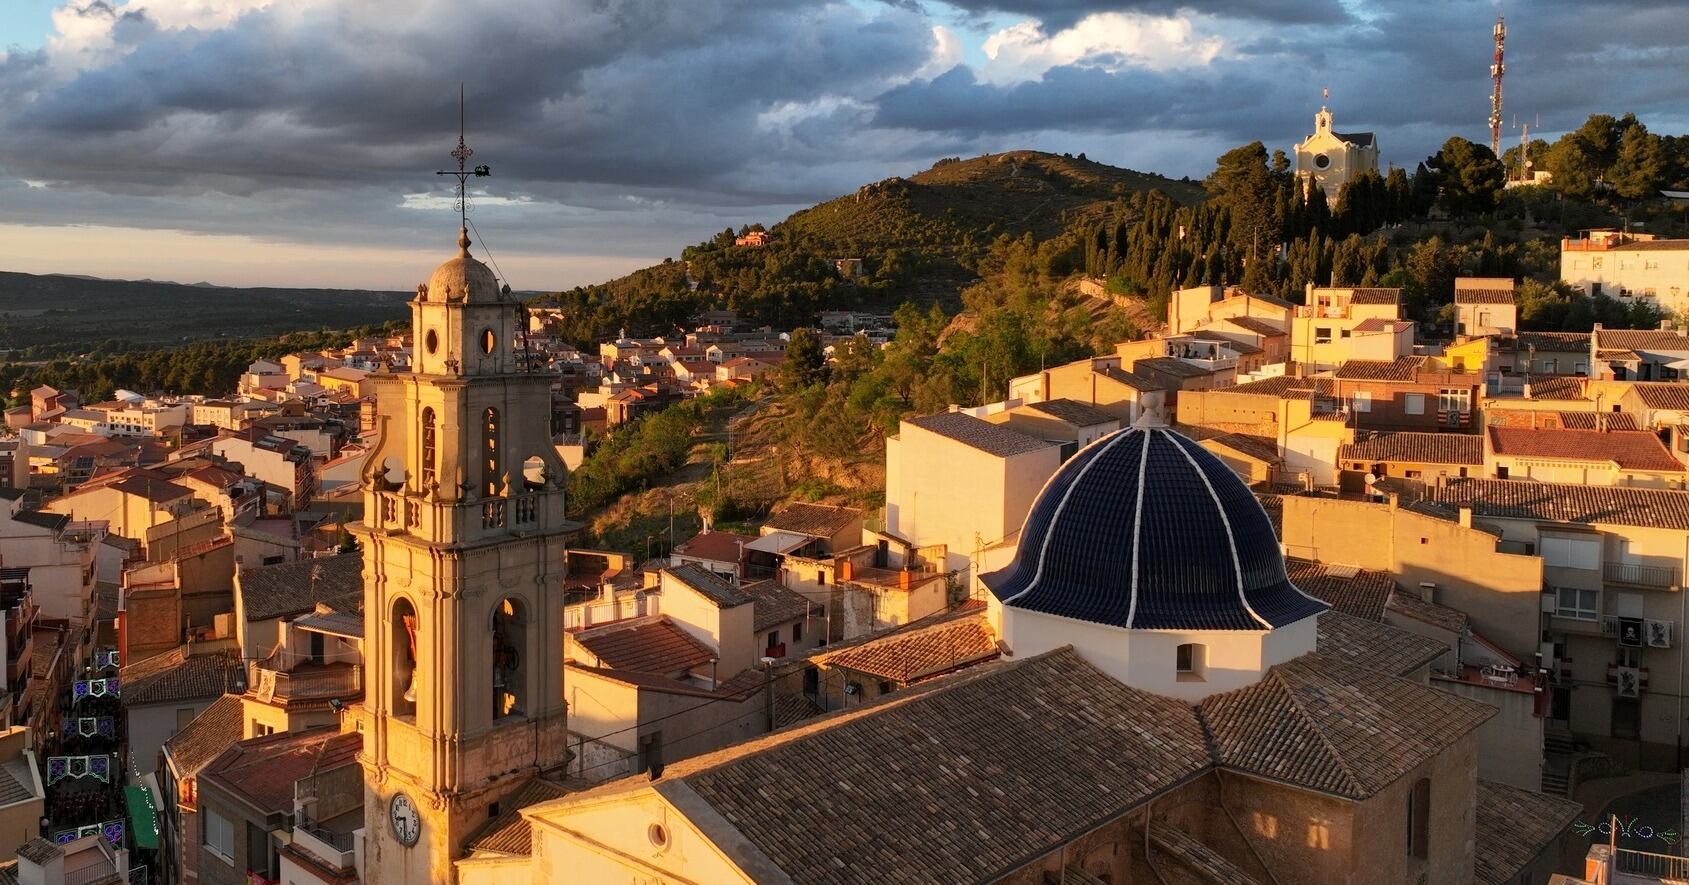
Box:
[1490,12,1506,156]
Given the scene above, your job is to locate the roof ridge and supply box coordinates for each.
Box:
[1258,667,1367,796]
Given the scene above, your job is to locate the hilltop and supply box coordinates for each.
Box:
[777,150,1205,258]
[538,151,1205,344]
[0,271,410,357]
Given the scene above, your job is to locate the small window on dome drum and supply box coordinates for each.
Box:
[1176,643,1207,682]
[481,328,496,354]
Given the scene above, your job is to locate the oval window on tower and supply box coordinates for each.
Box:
[481,329,496,354]
[425,329,439,354]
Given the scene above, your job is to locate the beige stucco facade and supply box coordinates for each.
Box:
[1278,494,1544,660]
[885,418,1062,579]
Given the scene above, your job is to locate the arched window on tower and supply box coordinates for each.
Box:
[392,598,419,720]
[420,408,437,489]
[492,597,528,720]
[482,407,501,497]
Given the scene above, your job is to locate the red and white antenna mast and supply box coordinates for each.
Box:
[1489,11,1506,155]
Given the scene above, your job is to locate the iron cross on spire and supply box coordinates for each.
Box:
[437,84,491,234]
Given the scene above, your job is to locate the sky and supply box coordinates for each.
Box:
[0,0,1685,291]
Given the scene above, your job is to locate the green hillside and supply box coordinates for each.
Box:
[778,150,1206,257]
[537,151,1205,345]
[0,271,410,358]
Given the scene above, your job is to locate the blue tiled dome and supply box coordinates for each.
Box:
[982,424,1327,631]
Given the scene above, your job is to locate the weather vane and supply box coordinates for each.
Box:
[437,83,491,232]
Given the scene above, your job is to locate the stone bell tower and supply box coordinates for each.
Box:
[353,224,575,884]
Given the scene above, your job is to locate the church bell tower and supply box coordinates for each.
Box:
[354,118,574,884]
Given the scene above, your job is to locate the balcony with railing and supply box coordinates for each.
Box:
[248,659,362,703]
[1614,846,1689,881]
[289,818,357,872]
[1605,561,1678,590]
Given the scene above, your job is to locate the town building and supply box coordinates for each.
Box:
[1289,286,1410,371]
[1454,277,1518,337]
[1294,99,1380,202]
[1590,325,1689,381]
[1420,478,1689,770]
[1006,355,1167,424]
[1561,230,1689,314]
[1485,425,1686,487]
[883,411,1063,579]
[194,728,361,885]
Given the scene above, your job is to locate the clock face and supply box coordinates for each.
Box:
[389,792,420,847]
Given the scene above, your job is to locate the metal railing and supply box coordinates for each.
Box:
[1615,847,1689,878]
[299,819,357,854]
[1605,561,1677,589]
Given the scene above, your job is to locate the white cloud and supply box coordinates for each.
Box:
[976,12,1223,85]
[914,25,963,79]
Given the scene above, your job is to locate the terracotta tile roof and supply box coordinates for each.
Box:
[239,554,363,623]
[1198,432,1281,465]
[122,646,244,706]
[1133,356,1212,379]
[1285,558,1394,622]
[1347,288,1400,304]
[1630,382,1689,411]
[462,778,573,857]
[108,476,193,503]
[1552,411,1640,431]
[761,502,862,539]
[1097,365,1166,392]
[672,529,755,564]
[1596,329,1689,351]
[1316,611,1448,677]
[771,694,823,728]
[1523,375,1587,400]
[1022,398,1119,427]
[200,729,361,816]
[1334,356,1425,382]
[1199,653,1493,800]
[742,580,816,632]
[637,648,1214,885]
[1488,426,1684,472]
[163,694,244,777]
[1222,316,1287,337]
[1226,375,1332,399]
[1516,331,1590,350]
[564,662,761,700]
[1351,318,1412,334]
[1598,348,1642,362]
[1339,431,1483,466]
[1455,289,1515,304]
[571,616,716,674]
[905,411,1052,457]
[1150,823,1264,885]
[663,562,751,607]
[1387,590,1471,634]
[1473,779,1581,885]
[815,608,999,683]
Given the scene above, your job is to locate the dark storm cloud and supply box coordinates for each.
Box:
[940,0,1350,28]
[1,0,936,200]
[1,0,1686,284]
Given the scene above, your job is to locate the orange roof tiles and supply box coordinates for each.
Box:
[1487,426,1683,472]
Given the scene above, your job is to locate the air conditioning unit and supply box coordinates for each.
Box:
[1647,619,1674,649]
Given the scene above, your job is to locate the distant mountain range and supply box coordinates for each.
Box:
[0,271,410,357]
